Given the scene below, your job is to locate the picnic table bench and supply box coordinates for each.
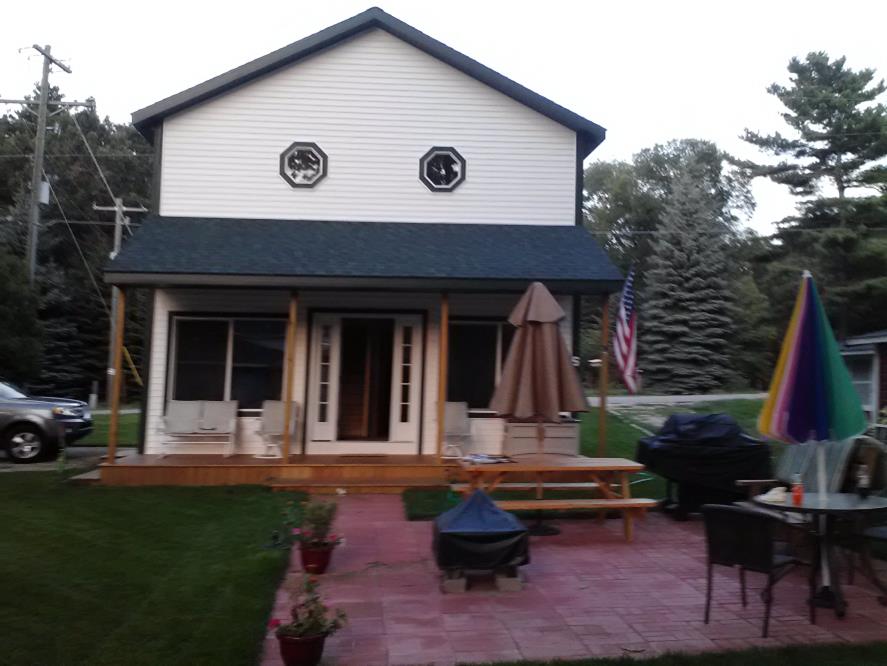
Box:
[458,455,655,542]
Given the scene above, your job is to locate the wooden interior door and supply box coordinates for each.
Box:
[337,318,393,440]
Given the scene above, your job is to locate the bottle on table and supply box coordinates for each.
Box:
[791,473,804,506]
[857,463,871,499]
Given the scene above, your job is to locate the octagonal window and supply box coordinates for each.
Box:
[279,141,327,188]
[420,147,466,192]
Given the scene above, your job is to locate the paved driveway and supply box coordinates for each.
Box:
[588,393,766,408]
[0,446,135,472]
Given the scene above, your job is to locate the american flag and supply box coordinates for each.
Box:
[613,268,639,393]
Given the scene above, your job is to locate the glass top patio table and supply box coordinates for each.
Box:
[753,492,887,515]
[753,492,887,618]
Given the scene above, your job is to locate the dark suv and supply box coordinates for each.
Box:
[0,381,94,463]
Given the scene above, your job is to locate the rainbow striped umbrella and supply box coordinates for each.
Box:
[758,271,867,445]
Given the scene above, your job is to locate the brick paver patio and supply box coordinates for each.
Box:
[261,494,887,666]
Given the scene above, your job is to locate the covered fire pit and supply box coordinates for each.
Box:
[432,490,530,592]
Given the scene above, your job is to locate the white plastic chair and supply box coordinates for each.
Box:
[443,401,471,459]
[256,400,297,459]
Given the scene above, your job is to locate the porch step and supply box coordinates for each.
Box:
[268,477,448,494]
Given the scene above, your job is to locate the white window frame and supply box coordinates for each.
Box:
[842,348,877,423]
[167,316,287,413]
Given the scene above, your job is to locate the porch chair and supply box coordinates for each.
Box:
[255,400,298,459]
[701,504,806,637]
[737,440,856,499]
[160,400,238,457]
[443,402,471,459]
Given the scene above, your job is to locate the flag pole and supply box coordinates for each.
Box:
[598,293,610,457]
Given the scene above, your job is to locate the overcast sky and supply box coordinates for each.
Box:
[3,0,886,233]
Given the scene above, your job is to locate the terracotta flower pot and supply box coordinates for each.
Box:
[277,633,327,666]
[299,544,334,574]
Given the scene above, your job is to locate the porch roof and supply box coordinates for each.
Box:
[104,216,623,293]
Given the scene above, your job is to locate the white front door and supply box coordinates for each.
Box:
[306,314,424,454]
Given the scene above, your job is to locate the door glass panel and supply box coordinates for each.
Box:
[318,324,332,423]
[399,326,413,423]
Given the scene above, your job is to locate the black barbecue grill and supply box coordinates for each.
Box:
[636,413,772,519]
[433,490,529,574]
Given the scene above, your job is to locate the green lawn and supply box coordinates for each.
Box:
[0,473,299,666]
[75,412,140,446]
[692,399,765,435]
[465,642,887,665]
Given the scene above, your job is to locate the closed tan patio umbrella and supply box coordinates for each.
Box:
[490,282,588,454]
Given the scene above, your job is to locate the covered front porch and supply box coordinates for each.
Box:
[98,451,450,490]
[100,217,623,486]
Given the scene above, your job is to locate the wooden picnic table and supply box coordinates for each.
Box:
[459,454,655,542]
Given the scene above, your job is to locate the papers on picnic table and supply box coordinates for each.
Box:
[462,453,515,464]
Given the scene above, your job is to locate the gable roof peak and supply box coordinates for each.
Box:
[131,7,605,156]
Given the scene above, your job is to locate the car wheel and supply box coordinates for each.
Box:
[3,424,49,463]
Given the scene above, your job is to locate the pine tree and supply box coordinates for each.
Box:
[641,169,733,393]
[0,249,42,384]
[0,84,153,398]
[743,52,887,337]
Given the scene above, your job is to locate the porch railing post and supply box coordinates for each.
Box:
[436,292,450,461]
[597,292,610,457]
[107,286,126,465]
[281,291,299,462]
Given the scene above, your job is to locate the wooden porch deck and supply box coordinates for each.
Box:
[98,451,454,491]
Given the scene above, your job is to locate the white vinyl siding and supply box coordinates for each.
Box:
[145,289,574,455]
[159,29,577,225]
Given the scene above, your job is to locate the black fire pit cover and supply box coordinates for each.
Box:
[433,490,529,570]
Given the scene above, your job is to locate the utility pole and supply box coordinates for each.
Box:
[94,198,147,401]
[0,44,91,284]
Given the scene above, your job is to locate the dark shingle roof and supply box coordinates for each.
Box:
[131,7,605,156]
[105,216,622,291]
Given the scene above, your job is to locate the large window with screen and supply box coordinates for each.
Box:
[447,321,513,410]
[170,317,286,409]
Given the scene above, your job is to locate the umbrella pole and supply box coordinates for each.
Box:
[817,442,832,588]
[527,416,560,536]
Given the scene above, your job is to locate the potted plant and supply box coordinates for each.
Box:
[286,499,343,574]
[269,575,346,666]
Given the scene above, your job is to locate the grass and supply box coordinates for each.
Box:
[403,408,661,520]
[75,412,140,446]
[464,641,887,665]
[0,472,301,666]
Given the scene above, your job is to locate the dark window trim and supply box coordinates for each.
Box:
[279,141,328,188]
[163,312,288,412]
[419,146,466,192]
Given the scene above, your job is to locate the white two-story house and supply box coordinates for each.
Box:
[102,7,621,486]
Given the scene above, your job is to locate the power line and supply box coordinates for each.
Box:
[0,44,91,284]
[43,172,109,318]
[70,113,117,207]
